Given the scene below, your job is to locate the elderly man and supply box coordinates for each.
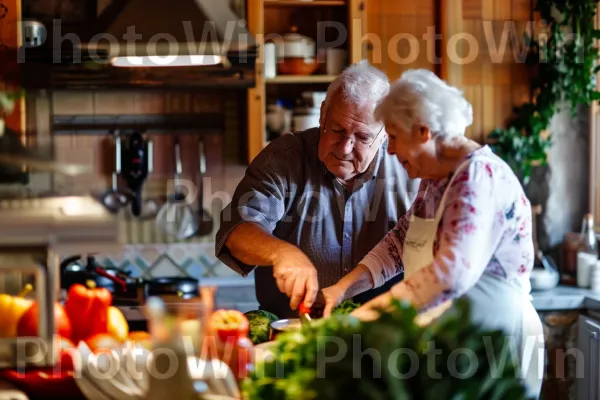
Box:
[215,60,419,318]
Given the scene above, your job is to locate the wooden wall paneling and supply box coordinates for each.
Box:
[247,0,265,163]
[52,92,94,115]
[440,0,463,86]
[366,0,436,80]
[463,85,482,139]
[133,92,165,114]
[446,0,533,143]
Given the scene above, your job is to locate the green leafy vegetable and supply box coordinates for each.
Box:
[243,298,532,400]
[245,310,279,345]
[332,299,360,315]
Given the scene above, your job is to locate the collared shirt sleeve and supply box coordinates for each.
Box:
[215,134,303,276]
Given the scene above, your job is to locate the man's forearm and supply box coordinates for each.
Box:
[225,222,295,266]
[337,264,375,299]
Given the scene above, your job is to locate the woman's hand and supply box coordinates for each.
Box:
[321,285,346,317]
[350,305,380,321]
[349,292,394,321]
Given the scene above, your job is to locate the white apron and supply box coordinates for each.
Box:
[402,156,544,399]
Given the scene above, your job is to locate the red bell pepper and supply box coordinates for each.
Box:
[64,280,112,343]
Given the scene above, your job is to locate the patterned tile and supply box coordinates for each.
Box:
[137,246,162,266]
[147,254,187,277]
[87,242,245,280]
[184,261,205,279]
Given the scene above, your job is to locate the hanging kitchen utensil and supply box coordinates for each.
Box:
[101,132,129,213]
[135,138,160,220]
[155,137,198,240]
[195,137,213,236]
[121,131,150,217]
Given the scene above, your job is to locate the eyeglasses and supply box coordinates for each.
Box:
[322,111,385,150]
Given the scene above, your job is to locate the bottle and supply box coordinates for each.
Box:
[591,261,600,293]
[577,213,598,288]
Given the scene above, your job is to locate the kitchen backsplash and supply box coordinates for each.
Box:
[0,88,251,289]
[90,242,250,281]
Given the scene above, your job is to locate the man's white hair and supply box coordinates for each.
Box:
[322,60,390,117]
[374,69,473,138]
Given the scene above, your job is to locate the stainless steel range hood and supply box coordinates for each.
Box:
[20,0,258,89]
[83,0,257,67]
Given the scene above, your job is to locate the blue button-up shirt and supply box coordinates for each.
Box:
[215,127,419,318]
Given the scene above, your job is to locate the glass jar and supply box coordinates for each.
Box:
[577,214,598,288]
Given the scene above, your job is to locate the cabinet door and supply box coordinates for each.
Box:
[577,315,600,400]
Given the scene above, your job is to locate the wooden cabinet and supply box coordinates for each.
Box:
[245,0,534,162]
[245,0,365,163]
[577,314,600,400]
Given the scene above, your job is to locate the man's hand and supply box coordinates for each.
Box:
[321,285,346,317]
[272,245,319,310]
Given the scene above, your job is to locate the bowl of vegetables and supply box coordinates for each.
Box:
[268,318,302,340]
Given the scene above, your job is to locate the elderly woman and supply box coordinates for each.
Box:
[322,69,544,398]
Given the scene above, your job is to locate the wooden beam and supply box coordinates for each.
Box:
[439,0,463,87]
[348,0,366,63]
[246,0,265,164]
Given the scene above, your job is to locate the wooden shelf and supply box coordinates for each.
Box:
[266,75,337,84]
[264,0,346,7]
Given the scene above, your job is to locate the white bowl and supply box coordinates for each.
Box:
[530,269,559,290]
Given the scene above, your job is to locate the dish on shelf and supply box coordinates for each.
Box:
[277,58,319,75]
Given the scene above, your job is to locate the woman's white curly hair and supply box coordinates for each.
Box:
[374,69,473,138]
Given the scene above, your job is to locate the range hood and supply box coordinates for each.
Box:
[20,0,258,90]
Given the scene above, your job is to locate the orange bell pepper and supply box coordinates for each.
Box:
[64,280,112,342]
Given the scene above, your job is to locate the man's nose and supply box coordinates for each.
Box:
[338,136,354,154]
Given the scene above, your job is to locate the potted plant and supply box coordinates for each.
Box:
[487,0,600,187]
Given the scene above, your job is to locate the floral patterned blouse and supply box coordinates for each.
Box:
[359,145,534,310]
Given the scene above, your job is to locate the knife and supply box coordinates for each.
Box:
[298,290,327,325]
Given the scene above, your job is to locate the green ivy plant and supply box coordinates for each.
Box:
[488,0,600,185]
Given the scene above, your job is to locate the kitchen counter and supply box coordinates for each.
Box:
[532,285,600,311]
[210,280,600,313]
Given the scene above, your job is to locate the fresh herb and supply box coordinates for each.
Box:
[243,298,531,399]
[332,299,360,315]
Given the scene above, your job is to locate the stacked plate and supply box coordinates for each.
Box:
[73,342,241,400]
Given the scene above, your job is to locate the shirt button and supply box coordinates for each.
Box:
[344,232,350,239]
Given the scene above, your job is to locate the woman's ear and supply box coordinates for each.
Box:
[418,125,431,143]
